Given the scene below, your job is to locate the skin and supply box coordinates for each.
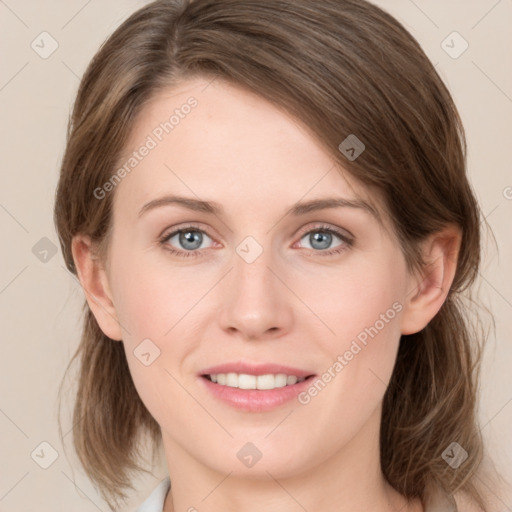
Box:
[72,77,461,512]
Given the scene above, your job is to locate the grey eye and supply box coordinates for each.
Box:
[167,229,212,251]
[299,230,343,251]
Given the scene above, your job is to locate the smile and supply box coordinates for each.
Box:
[204,373,307,390]
[200,375,316,412]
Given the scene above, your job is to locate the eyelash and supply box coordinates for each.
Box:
[158,223,354,259]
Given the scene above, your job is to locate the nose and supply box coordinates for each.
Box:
[217,244,294,342]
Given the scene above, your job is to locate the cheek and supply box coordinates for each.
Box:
[108,248,204,383]
[109,256,195,425]
[302,253,406,349]
[298,251,407,408]
[109,248,189,344]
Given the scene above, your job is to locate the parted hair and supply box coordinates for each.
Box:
[54,0,503,510]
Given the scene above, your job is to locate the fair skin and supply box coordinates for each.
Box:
[72,77,461,512]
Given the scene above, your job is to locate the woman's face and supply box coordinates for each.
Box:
[98,77,415,479]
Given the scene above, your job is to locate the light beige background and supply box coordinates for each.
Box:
[0,0,511,511]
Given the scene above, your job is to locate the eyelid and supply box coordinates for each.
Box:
[158,221,354,257]
[294,222,354,242]
[159,222,215,241]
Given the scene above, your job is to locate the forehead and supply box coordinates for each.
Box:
[112,76,388,226]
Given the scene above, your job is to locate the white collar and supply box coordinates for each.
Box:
[135,477,171,512]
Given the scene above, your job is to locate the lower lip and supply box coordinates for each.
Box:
[199,375,316,412]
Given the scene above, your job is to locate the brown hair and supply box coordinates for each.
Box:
[54,0,504,510]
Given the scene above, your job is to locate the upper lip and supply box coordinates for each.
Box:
[200,362,315,378]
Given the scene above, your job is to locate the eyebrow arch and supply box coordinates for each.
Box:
[138,194,381,222]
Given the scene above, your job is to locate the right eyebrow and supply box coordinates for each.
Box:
[138,195,223,218]
[286,197,381,222]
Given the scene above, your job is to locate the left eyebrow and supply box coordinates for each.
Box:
[286,197,380,221]
[137,194,381,223]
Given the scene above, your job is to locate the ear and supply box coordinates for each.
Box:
[400,224,462,335]
[71,234,123,341]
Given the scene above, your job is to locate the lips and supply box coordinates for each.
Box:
[200,362,314,378]
[199,361,317,412]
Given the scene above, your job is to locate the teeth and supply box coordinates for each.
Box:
[238,374,257,389]
[226,373,238,387]
[207,373,306,390]
[287,375,298,385]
